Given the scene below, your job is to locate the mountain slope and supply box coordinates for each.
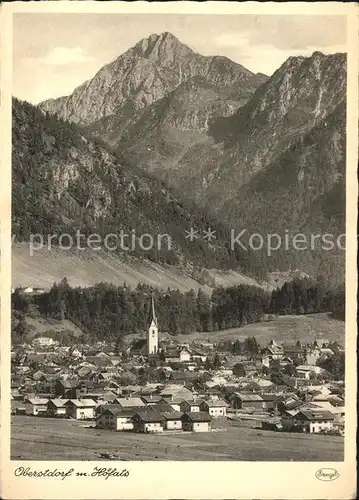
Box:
[12,97,270,283]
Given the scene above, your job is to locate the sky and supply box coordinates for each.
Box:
[13,14,347,104]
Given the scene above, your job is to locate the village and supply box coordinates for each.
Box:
[11,295,345,448]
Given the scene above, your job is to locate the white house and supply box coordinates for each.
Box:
[64,399,97,420]
[162,412,183,430]
[96,408,134,431]
[200,400,228,418]
[180,400,202,413]
[181,412,211,432]
[28,398,49,415]
[296,365,325,380]
[293,410,335,433]
[46,399,67,417]
[132,412,163,433]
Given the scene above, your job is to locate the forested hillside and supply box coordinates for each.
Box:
[12,98,265,278]
[12,278,344,344]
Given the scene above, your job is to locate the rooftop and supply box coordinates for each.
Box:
[182,411,211,422]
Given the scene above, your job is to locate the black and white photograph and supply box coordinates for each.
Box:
[1,2,357,499]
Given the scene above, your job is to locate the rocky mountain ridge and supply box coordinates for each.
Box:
[33,34,347,282]
[40,32,267,127]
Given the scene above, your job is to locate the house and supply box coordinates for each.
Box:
[46,399,67,417]
[55,379,79,399]
[147,403,175,414]
[132,412,163,433]
[258,394,278,412]
[115,398,145,409]
[33,337,58,347]
[292,410,335,433]
[180,400,202,413]
[162,412,183,430]
[28,398,48,416]
[283,343,306,363]
[181,412,211,432]
[140,395,163,406]
[163,347,191,363]
[313,339,330,349]
[275,394,303,414]
[96,408,135,431]
[161,398,182,412]
[200,400,227,418]
[64,399,97,420]
[263,340,284,360]
[296,365,325,380]
[231,392,264,410]
[159,384,193,402]
[190,349,208,363]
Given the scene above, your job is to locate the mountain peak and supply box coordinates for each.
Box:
[132,31,194,61]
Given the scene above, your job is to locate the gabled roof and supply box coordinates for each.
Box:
[201,399,228,407]
[28,398,48,405]
[162,411,183,420]
[147,403,174,413]
[140,395,163,403]
[182,411,211,422]
[116,398,145,407]
[48,399,67,407]
[234,392,263,402]
[133,411,163,423]
[181,399,203,406]
[100,407,136,418]
[65,399,97,407]
[295,410,335,421]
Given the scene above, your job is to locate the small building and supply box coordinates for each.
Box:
[132,412,163,433]
[161,398,182,412]
[140,395,163,406]
[64,399,97,420]
[28,398,49,416]
[96,408,135,431]
[296,365,325,380]
[159,385,193,402]
[180,400,202,413]
[46,399,67,417]
[181,412,211,432]
[54,379,79,399]
[231,392,264,410]
[115,397,146,408]
[162,412,183,430]
[263,340,284,360]
[200,400,227,418]
[292,410,335,433]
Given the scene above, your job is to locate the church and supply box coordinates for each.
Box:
[147,295,159,355]
[129,295,159,356]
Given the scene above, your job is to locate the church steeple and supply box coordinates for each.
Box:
[151,294,158,328]
[147,294,158,355]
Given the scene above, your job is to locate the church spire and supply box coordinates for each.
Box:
[148,293,159,355]
[151,294,158,327]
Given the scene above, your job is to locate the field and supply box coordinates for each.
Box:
[12,243,263,294]
[174,313,344,345]
[11,416,344,461]
[125,312,344,346]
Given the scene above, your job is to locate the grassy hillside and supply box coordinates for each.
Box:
[170,313,345,345]
[12,243,266,294]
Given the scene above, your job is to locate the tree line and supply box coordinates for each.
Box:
[11,276,345,344]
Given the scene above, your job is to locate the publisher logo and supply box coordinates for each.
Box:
[315,468,339,481]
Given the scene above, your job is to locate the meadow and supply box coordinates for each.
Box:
[11,415,344,461]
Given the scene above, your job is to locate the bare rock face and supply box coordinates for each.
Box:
[36,34,346,281]
[40,32,266,127]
